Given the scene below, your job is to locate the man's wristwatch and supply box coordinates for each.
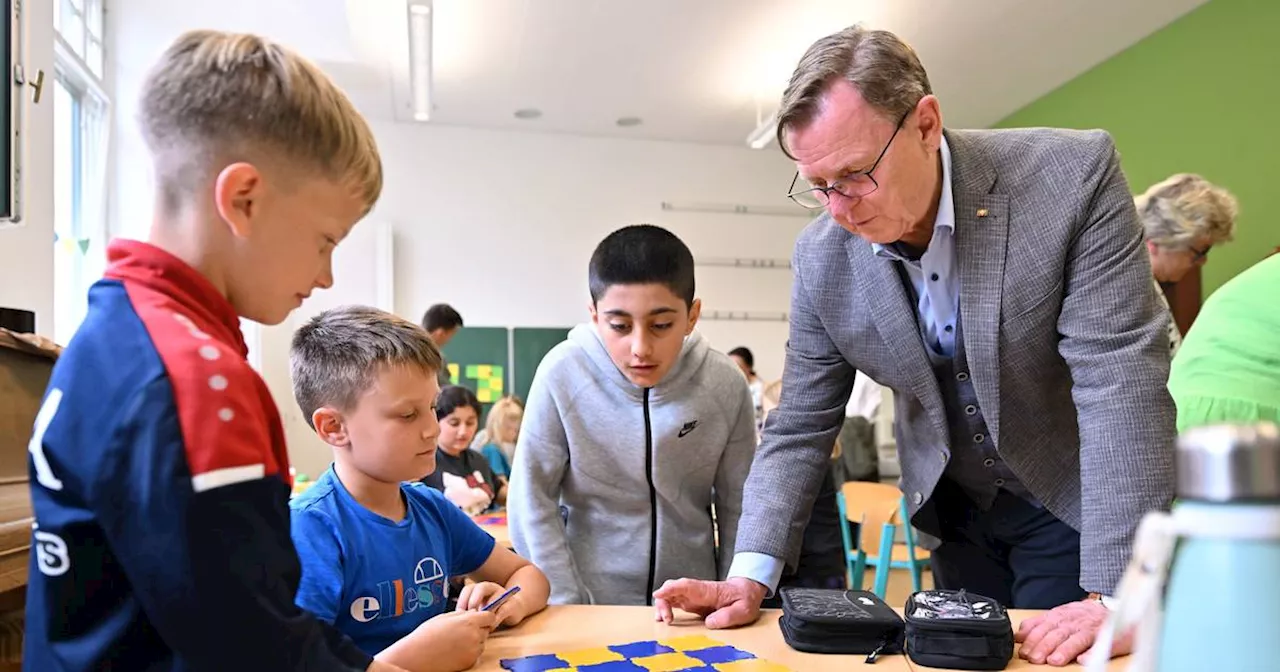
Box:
[1086,592,1118,610]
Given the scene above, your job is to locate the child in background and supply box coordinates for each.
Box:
[508,224,757,606]
[728,346,767,435]
[479,396,524,482]
[421,304,464,389]
[289,306,549,669]
[421,386,507,514]
[22,30,401,671]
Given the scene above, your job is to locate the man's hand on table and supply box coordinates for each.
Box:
[1016,598,1131,666]
[652,577,768,628]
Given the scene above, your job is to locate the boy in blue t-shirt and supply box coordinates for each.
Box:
[288,306,550,670]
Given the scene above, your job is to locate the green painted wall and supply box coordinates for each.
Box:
[997,0,1279,296]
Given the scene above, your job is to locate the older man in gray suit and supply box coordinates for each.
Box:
[655,25,1175,667]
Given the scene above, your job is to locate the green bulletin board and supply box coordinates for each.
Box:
[440,326,573,420]
[440,327,508,413]
[512,327,570,403]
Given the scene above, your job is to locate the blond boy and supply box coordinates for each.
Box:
[23,31,417,671]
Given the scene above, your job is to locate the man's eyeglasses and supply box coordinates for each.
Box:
[787,109,911,210]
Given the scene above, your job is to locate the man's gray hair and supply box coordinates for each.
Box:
[1135,173,1239,248]
[290,305,443,427]
[776,24,932,159]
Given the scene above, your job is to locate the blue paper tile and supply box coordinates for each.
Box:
[608,641,675,658]
[500,653,571,672]
[686,645,756,665]
[577,660,650,672]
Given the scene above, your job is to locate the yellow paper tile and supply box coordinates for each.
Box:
[557,647,624,666]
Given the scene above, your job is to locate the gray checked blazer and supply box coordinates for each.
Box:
[735,128,1177,594]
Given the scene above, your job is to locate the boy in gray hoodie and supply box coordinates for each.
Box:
[508,225,757,606]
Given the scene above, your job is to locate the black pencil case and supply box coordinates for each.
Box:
[777,587,904,660]
[903,589,1014,670]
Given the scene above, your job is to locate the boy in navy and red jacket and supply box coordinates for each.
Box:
[22,30,426,672]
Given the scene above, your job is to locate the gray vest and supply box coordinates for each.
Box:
[926,312,1036,510]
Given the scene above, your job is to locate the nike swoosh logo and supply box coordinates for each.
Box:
[678,421,699,438]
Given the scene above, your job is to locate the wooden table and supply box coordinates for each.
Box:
[476,605,1127,671]
[483,524,510,547]
[474,512,510,547]
[0,482,32,596]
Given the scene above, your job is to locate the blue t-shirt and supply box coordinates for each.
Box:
[290,467,496,655]
[480,443,513,479]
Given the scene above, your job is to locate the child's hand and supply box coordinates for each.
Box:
[455,581,527,627]
[414,610,497,672]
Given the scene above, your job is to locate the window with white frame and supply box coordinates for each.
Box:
[52,0,110,345]
[54,0,105,78]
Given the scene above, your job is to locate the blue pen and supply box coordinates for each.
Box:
[482,585,521,612]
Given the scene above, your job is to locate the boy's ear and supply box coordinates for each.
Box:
[213,162,263,239]
[311,407,351,448]
[588,301,599,325]
[685,298,702,334]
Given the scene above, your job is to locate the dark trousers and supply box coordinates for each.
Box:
[926,478,1085,609]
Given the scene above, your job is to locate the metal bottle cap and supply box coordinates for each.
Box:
[1176,422,1280,502]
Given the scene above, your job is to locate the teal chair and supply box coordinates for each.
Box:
[836,481,931,598]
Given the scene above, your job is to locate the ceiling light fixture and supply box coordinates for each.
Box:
[616,116,643,127]
[406,0,433,122]
[660,201,813,218]
[746,110,777,150]
[514,108,542,120]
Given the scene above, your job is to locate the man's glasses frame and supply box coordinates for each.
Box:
[786,109,912,210]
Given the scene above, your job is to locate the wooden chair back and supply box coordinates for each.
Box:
[840,480,902,555]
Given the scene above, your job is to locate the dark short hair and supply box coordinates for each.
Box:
[421,303,464,333]
[588,224,695,307]
[728,346,755,372]
[290,305,442,428]
[436,385,482,420]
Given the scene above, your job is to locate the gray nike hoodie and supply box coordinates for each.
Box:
[508,324,757,605]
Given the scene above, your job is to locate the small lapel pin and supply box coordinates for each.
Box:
[976,208,989,218]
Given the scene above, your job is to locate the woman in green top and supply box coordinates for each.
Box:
[1168,254,1280,432]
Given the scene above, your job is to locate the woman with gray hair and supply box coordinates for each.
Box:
[1135,173,1239,356]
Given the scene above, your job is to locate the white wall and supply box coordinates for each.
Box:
[112,105,803,384]
[107,2,809,473]
[0,0,55,334]
[367,120,804,382]
[115,116,805,376]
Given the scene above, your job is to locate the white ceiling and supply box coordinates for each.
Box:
[129,0,1212,147]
